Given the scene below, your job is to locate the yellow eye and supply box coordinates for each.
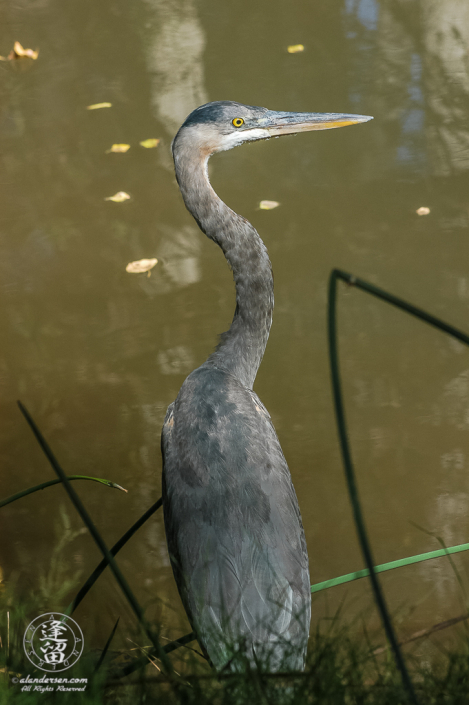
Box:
[232,117,244,128]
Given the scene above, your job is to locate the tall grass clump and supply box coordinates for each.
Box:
[3,586,469,705]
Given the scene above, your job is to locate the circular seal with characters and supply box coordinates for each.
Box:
[23,613,84,672]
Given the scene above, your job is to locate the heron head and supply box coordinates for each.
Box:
[173,100,373,157]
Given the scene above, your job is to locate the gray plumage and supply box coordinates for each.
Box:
[161,101,372,670]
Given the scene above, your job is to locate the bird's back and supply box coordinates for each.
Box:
[162,364,311,670]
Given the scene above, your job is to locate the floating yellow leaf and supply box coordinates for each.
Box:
[259,200,280,210]
[139,138,160,149]
[105,191,131,202]
[126,258,158,274]
[12,41,39,59]
[416,206,430,216]
[287,44,304,54]
[87,102,112,110]
[0,41,39,61]
[106,144,131,154]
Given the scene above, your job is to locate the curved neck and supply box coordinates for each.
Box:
[173,135,273,389]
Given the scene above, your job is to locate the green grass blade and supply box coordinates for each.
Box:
[0,475,127,509]
[311,542,469,593]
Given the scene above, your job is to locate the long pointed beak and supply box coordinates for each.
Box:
[260,111,373,136]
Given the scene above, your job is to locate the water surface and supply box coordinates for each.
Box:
[1,0,469,656]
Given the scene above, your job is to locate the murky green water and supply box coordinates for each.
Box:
[2,0,469,656]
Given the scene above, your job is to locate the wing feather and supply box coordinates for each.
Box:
[162,366,311,670]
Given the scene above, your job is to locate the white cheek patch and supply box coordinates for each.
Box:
[220,128,270,151]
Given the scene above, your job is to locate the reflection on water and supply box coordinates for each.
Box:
[143,0,208,135]
[348,0,469,174]
[442,370,469,429]
[1,0,469,656]
[154,225,202,292]
[141,0,206,315]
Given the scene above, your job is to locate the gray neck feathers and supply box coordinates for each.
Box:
[172,131,274,389]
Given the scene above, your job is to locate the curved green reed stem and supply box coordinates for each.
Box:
[327,267,469,703]
[328,270,419,704]
[311,542,469,594]
[0,476,127,509]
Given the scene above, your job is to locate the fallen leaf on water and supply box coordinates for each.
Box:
[139,138,160,149]
[105,192,131,202]
[0,41,39,61]
[416,206,430,216]
[287,44,304,54]
[106,144,130,154]
[126,258,158,274]
[87,102,112,110]
[11,42,39,59]
[259,200,280,210]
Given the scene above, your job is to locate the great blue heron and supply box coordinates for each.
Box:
[162,101,372,671]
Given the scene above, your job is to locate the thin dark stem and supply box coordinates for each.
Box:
[68,498,162,614]
[333,269,469,346]
[94,617,120,673]
[112,632,197,679]
[327,272,419,705]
